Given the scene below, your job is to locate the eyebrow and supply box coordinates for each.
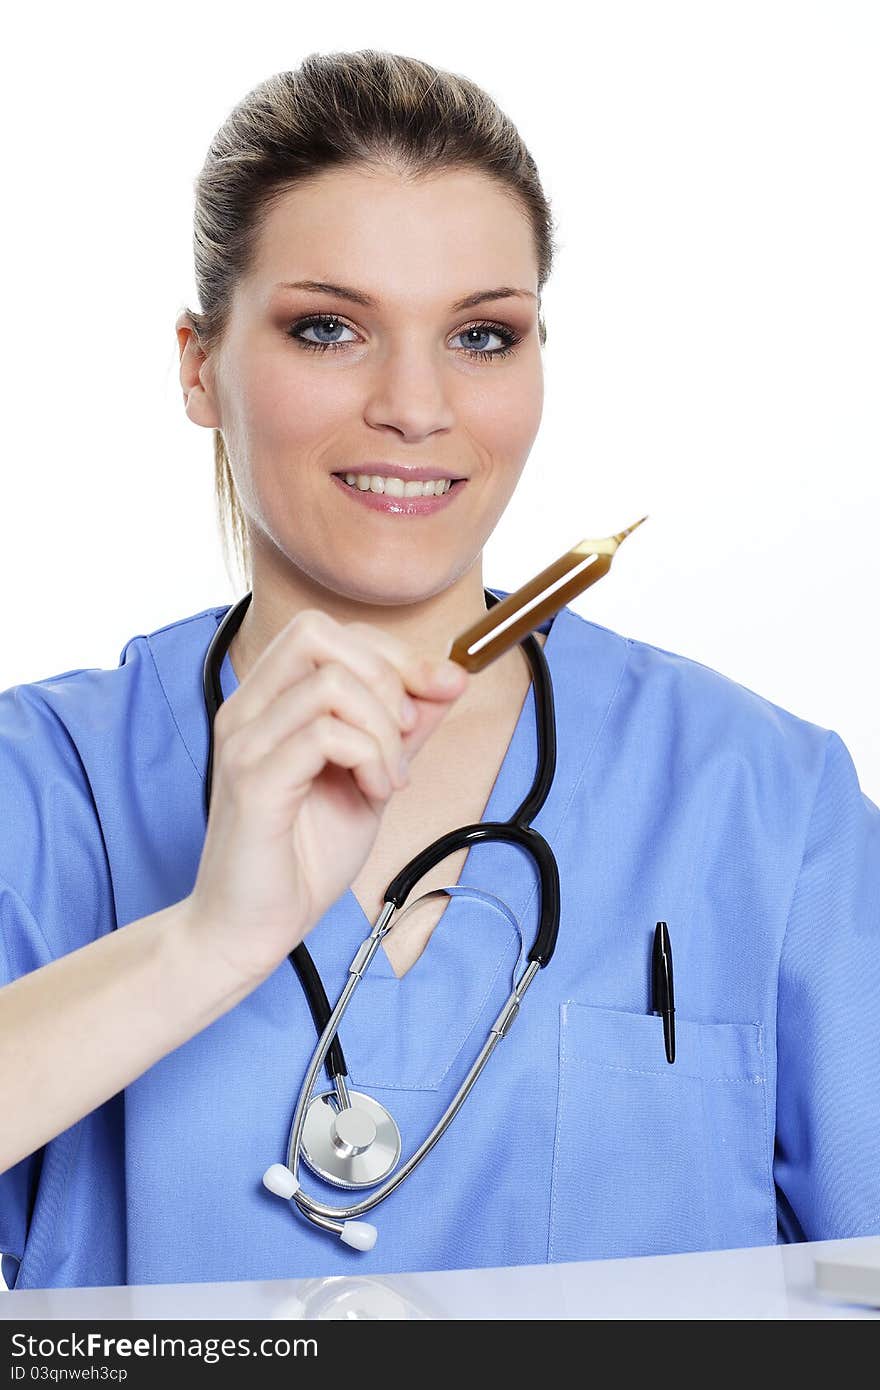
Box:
[272,280,537,313]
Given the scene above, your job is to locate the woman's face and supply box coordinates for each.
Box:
[202,164,544,605]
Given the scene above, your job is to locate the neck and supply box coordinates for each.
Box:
[226,540,540,722]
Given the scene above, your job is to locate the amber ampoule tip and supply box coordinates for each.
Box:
[613,514,649,545]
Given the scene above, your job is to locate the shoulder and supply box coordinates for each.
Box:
[563,604,832,792]
[0,603,227,744]
[0,603,228,941]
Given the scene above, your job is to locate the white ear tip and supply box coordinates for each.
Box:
[340,1221,378,1251]
[262,1163,299,1199]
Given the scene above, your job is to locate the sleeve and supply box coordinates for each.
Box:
[774,728,880,1241]
[0,681,114,1275]
[0,877,52,1262]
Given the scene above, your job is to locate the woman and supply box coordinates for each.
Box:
[1,50,877,1293]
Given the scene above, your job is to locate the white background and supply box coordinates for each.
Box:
[1,1,878,1290]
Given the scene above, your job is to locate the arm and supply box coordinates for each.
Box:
[0,892,267,1175]
[774,729,880,1240]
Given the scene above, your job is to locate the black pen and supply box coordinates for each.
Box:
[651,921,676,1063]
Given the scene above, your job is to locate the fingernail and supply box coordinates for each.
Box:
[432,660,463,691]
[398,753,410,782]
[400,694,417,728]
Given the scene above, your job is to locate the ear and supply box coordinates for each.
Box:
[175,308,221,429]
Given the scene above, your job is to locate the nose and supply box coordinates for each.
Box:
[362,339,456,441]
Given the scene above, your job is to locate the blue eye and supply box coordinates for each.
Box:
[286,314,522,361]
[454,324,519,359]
[288,316,356,350]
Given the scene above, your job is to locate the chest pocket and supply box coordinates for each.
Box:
[549,1002,776,1262]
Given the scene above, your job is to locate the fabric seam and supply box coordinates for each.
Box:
[144,633,206,787]
[771,726,834,1238]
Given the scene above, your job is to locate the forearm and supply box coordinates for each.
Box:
[0,899,265,1174]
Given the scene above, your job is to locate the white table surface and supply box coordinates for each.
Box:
[2,1236,879,1320]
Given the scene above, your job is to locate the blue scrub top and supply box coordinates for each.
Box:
[1,591,878,1291]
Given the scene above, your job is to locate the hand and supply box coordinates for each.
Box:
[185,608,469,986]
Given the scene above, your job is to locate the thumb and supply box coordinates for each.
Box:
[400,682,469,763]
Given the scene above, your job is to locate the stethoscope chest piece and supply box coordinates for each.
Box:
[300,1090,402,1188]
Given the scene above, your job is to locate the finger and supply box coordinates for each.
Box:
[398,685,467,764]
[339,626,471,767]
[238,713,394,821]
[218,609,429,737]
[219,661,408,793]
[345,620,468,705]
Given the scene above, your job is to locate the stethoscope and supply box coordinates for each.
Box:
[202,589,560,1251]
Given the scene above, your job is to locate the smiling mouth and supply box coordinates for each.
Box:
[329,472,467,515]
[332,471,466,498]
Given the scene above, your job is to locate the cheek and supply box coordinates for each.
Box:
[463,363,544,458]
[237,347,355,445]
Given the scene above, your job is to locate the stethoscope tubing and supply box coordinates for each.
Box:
[202,587,560,1236]
[288,941,541,1229]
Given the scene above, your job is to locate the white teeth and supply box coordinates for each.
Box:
[340,473,455,497]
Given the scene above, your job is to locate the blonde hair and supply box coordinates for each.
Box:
[182,50,558,590]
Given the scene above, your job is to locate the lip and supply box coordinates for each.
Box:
[334,463,467,483]
[331,473,467,517]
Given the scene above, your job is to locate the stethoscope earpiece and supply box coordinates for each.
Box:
[262,1163,378,1249]
[263,1163,299,1200]
[339,1221,379,1251]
